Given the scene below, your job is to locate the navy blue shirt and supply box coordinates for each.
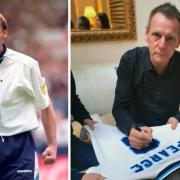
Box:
[112,47,180,135]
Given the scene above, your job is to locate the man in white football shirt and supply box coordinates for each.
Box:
[0,13,57,179]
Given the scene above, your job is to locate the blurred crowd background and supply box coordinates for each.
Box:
[1,0,68,179]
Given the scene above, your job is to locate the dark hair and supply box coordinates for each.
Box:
[77,16,90,30]
[148,3,180,28]
[96,12,110,29]
[0,13,8,30]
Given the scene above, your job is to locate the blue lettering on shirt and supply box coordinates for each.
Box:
[158,150,169,157]
[130,164,144,173]
[129,141,180,173]
[140,159,153,168]
[166,145,179,154]
[177,141,180,148]
[150,154,162,162]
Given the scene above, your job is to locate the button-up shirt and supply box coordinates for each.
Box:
[112,47,180,135]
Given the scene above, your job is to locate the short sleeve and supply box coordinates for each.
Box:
[27,60,49,110]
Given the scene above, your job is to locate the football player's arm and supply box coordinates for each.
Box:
[82,173,105,180]
[41,99,57,164]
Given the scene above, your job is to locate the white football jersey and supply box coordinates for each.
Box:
[0,48,49,136]
[85,123,180,180]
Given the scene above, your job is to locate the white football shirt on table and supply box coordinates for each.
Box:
[85,123,180,180]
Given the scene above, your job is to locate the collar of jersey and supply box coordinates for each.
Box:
[0,44,7,64]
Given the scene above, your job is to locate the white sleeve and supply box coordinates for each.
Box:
[26,60,50,110]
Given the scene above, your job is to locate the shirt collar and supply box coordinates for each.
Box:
[0,44,7,64]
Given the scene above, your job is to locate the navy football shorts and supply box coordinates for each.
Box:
[0,131,39,180]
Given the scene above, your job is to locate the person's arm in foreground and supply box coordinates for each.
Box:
[71,71,95,130]
[71,168,105,180]
[41,99,57,164]
[82,173,105,180]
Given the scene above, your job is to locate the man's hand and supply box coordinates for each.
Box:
[82,173,105,180]
[42,145,57,164]
[128,126,153,150]
[41,100,57,164]
[84,119,96,130]
[167,117,179,130]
